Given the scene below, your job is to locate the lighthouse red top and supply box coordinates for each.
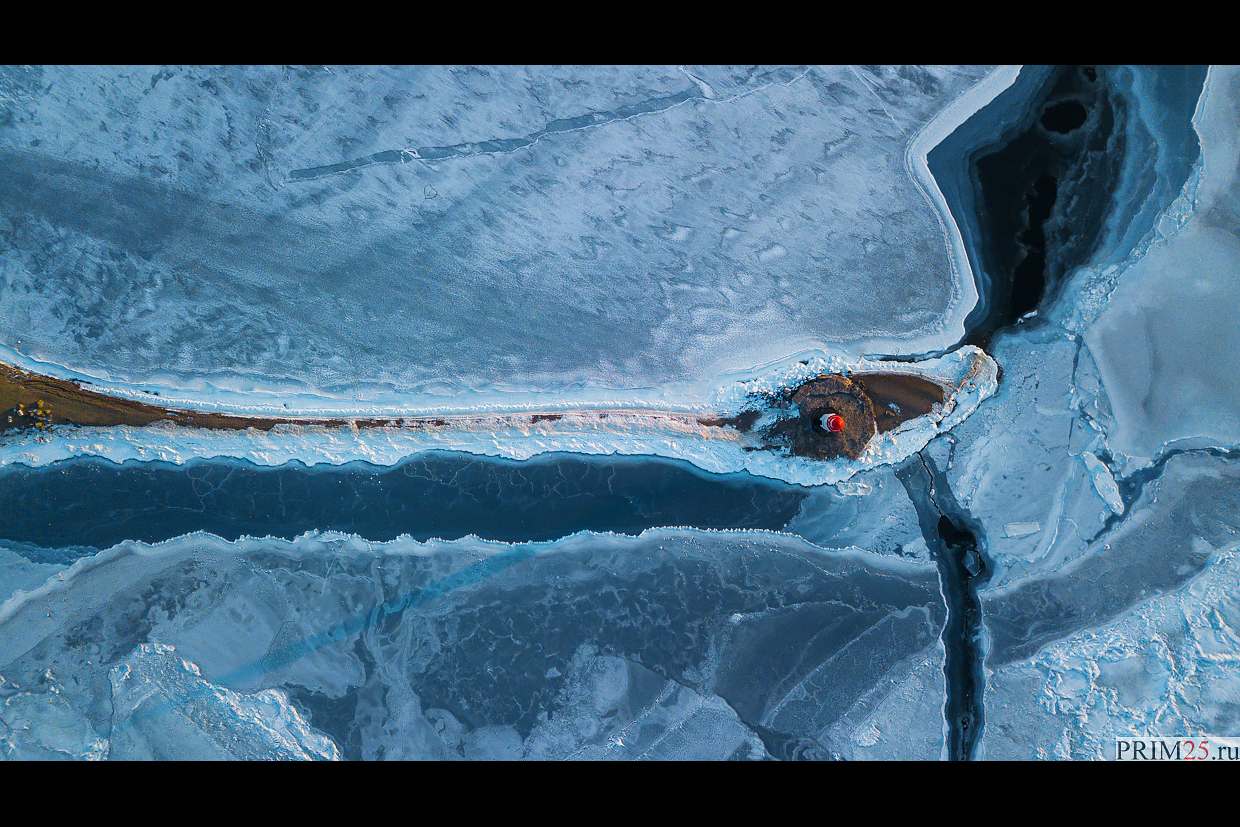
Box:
[825,413,844,432]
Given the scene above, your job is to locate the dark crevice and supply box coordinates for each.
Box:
[895,451,989,760]
[1088,445,1240,544]
[1040,100,1088,133]
[929,65,1208,352]
[869,67,1113,364]
[960,65,1116,349]
[1011,174,1058,319]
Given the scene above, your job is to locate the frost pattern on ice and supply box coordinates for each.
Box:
[108,642,339,760]
[0,65,997,402]
[0,673,107,761]
[985,545,1240,760]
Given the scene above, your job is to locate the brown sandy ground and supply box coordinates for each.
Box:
[1,362,943,461]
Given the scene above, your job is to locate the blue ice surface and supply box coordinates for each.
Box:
[0,451,807,557]
[0,526,945,759]
[4,64,1232,761]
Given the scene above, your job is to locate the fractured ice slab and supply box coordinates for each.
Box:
[783,464,929,561]
[1081,451,1124,515]
[0,65,995,402]
[1086,219,1240,468]
[1,674,107,760]
[985,538,1240,759]
[108,642,338,760]
[933,328,1117,589]
[924,67,1215,591]
[523,647,768,760]
[1085,66,1240,469]
[0,528,947,760]
[982,452,1240,666]
[980,453,1240,758]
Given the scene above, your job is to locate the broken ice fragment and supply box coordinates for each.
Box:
[1082,452,1124,515]
[108,642,338,761]
[1003,521,1041,539]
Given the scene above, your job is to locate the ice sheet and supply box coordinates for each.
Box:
[0,65,1002,406]
[1086,66,1240,470]
[985,541,1240,759]
[978,451,1240,758]
[0,527,946,760]
[3,63,1235,761]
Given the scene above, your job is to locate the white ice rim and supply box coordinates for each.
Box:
[894,65,1023,358]
[0,346,998,489]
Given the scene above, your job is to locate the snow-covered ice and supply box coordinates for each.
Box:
[0,65,996,407]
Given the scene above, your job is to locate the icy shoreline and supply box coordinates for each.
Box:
[0,66,1018,485]
[0,347,997,487]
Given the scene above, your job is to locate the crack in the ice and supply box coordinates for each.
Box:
[917,451,945,515]
[286,68,812,183]
[255,66,290,192]
[897,449,988,761]
[846,66,905,134]
[1087,445,1240,544]
[105,672,117,760]
[561,674,678,761]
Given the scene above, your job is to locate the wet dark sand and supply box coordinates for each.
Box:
[853,373,946,434]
